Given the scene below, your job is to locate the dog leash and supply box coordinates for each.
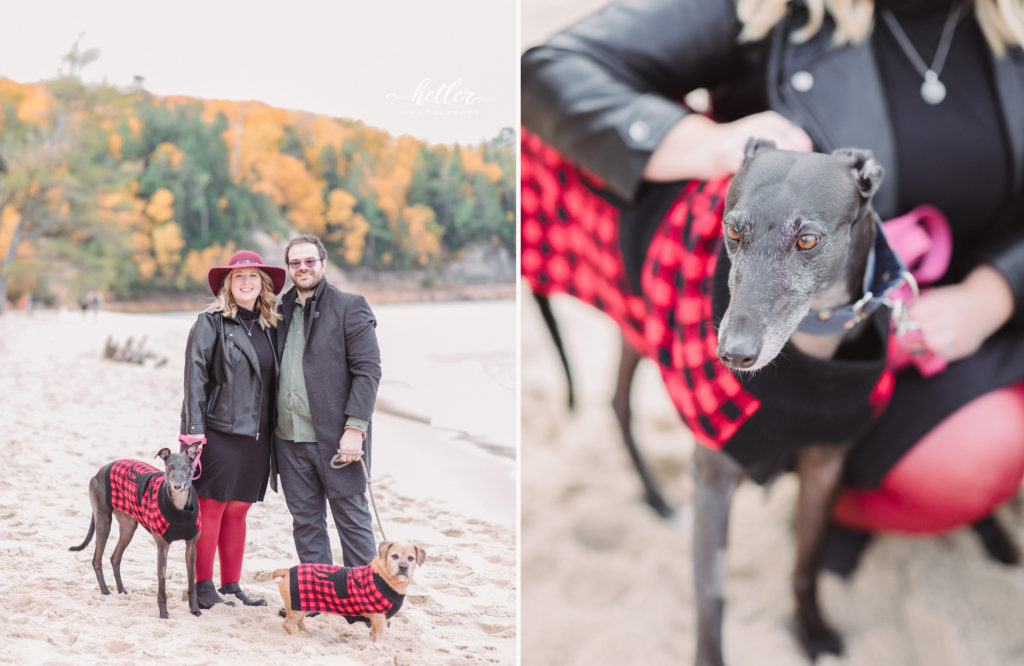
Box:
[178,435,206,480]
[330,451,388,542]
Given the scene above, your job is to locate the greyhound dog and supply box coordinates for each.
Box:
[528,138,907,664]
[70,444,202,619]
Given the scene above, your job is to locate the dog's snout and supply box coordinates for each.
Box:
[717,312,763,370]
[718,343,760,370]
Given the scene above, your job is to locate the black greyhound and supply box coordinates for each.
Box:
[533,140,1021,664]
[70,444,202,619]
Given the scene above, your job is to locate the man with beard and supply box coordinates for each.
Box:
[274,235,382,573]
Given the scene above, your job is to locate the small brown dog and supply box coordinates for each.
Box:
[272,541,426,641]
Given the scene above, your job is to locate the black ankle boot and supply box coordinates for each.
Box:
[219,582,267,607]
[196,579,235,609]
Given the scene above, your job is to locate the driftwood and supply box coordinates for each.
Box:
[103,335,168,367]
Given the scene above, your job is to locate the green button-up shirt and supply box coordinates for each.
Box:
[276,298,369,443]
[276,300,317,443]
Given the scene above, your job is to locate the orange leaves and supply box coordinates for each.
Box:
[401,204,443,267]
[17,84,53,126]
[0,205,22,259]
[326,189,357,226]
[181,242,237,288]
[325,189,367,264]
[108,132,123,159]
[152,221,185,278]
[145,188,175,224]
[254,154,325,234]
[459,145,503,183]
[152,142,185,168]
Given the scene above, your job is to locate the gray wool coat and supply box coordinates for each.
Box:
[275,278,382,497]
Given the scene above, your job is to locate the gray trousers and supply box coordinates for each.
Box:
[276,439,376,567]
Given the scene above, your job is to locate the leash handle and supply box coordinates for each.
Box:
[178,435,206,480]
[329,452,387,542]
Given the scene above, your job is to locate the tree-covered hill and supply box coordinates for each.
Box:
[0,48,514,310]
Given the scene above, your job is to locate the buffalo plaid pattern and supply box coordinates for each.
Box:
[522,129,762,450]
[107,460,200,540]
[292,563,395,617]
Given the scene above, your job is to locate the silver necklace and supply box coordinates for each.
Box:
[880,3,963,105]
[239,314,258,337]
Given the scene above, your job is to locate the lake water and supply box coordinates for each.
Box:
[373,299,516,458]
[155,298,517,459]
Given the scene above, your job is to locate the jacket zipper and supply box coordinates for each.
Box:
[227,330,263,440]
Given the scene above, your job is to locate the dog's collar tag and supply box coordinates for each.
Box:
[798,214,910,336]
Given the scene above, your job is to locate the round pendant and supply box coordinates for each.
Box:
[920,70,946,105]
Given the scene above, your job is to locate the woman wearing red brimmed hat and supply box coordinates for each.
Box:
[180,250,286,609]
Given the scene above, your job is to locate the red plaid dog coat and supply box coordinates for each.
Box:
[288,563,404,624]
[522,130,895,483]
[102,459,201,542]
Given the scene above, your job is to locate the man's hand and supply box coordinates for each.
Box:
[336,427,365,464]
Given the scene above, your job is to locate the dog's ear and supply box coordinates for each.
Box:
[414,546,427,565]
[186,442,200,460]
[744,137,777,161]
[377,541,394,559]
[831,147,884,199]
[156,447,171,461]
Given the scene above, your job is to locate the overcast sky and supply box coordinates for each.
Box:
[0,0,517,145]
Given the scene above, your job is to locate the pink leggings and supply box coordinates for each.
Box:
[835,384,1024,533]
[196,497,252,585]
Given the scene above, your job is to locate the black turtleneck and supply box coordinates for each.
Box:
[871,1,1013,283]
[237,306,276,442]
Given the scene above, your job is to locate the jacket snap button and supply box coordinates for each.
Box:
[628,121,651,144]
[791,71,814,92]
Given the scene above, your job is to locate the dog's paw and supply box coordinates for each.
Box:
[792,616,844,660]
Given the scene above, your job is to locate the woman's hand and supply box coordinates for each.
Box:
[908,265,1014,362]
[643,111,813,182]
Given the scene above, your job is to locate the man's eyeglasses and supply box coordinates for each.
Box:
[288,258,322,270]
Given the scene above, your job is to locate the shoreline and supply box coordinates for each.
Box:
[17,280,517,315]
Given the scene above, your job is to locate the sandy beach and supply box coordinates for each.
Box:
[0,303,515,665]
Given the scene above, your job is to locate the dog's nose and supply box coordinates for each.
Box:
[718,343,760,370]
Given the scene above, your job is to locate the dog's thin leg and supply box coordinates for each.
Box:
[155,539,169,619]
[612,334,675,519]
[185,536,201,615]
[692,446,743,666]
[110,513,138,595]
[971,514,1021,565]
[533,292,576,410]
[92,508,113,595]
[792,443,850,660]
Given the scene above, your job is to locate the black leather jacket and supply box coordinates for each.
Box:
[522,0,1024,314]
[180,309,277,439]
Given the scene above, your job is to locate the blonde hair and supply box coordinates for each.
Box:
[210,269,283,330]
[737,0,1024,55]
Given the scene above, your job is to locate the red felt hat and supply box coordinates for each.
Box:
[207,250,287,296]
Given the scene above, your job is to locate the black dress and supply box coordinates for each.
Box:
[194,306,276,503]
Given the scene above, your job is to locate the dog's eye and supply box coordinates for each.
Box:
[725,224,741,241]
[796,234,819,251]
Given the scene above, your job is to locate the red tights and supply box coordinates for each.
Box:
[196,497,252,585]
[834,384,1024,534]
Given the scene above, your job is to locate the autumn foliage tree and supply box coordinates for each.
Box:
[0,44,514,308]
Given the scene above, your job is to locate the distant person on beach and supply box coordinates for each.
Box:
[181,250,286,609]
[274,234,382,572]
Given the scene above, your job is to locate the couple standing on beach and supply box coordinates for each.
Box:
[179,235,382,609]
